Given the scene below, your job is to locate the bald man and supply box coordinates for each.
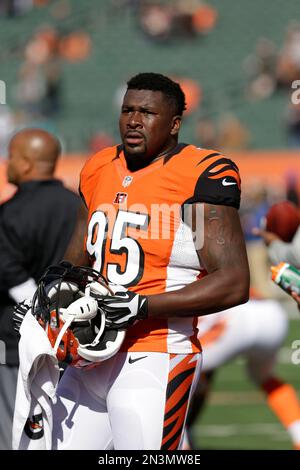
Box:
[0,128,80,449]
[7,128,61,186]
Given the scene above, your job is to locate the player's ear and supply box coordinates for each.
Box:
[22,155,34,175]
[170,115,182,136]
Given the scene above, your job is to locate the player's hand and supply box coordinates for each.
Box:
[252,227,280,246]
[13,299,32,333]
[98,286,148,329]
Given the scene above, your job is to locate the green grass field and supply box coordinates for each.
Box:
[191,318,300,450]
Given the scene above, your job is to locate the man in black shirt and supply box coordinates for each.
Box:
[0,128,80,449]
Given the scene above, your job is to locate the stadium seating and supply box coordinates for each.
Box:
[0,0,299,151]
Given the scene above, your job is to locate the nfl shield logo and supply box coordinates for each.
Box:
[122,176,133,187]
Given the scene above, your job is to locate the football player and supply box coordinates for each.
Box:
[253,224,300,312]
[17,73,250,450]
[184,297,300,450]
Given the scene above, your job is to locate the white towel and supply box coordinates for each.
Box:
[12,311,60,450]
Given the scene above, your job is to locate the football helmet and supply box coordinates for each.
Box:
[32,261,125,367]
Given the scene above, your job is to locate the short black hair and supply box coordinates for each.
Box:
[126,72,186,116]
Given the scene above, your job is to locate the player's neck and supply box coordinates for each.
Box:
[124,142,179,172]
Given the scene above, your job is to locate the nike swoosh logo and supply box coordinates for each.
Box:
[129,355,148,364]
[222,178,237,186]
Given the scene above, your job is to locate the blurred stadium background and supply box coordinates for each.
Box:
[0,0,300,450]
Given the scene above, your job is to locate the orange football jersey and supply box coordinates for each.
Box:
[80,143,241,353]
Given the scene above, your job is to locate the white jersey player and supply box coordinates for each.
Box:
[184,299,300,450]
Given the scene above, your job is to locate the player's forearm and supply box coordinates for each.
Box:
[64,241,90,265]
[268,228,300,267]
[147,267,249,319]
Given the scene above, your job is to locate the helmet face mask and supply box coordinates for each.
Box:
[46,310,79,364]
[32,261,110,326]
[32,261,125,367]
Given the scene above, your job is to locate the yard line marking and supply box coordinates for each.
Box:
[209,391,264,405]
[193,423,286,439]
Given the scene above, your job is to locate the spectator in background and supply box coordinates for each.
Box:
[0,128,81,449]
[191,1,217,35]
[137,0,217,42]
[0,0,33,17]
[172,0,196,38]
[37,25,62,116]
[15,25,63,119]
[285,102,300,148]
[16,58,46,117]
[243,37,277,101]
[59,30,92,63]
[195,117,218,149]
[195,113,250,153]
[172,0,218,38]
[138,2,173,42]
[217,113,250,152]
[276,22,300,89]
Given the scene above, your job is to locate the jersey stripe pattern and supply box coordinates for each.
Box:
[161,354,198,450]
